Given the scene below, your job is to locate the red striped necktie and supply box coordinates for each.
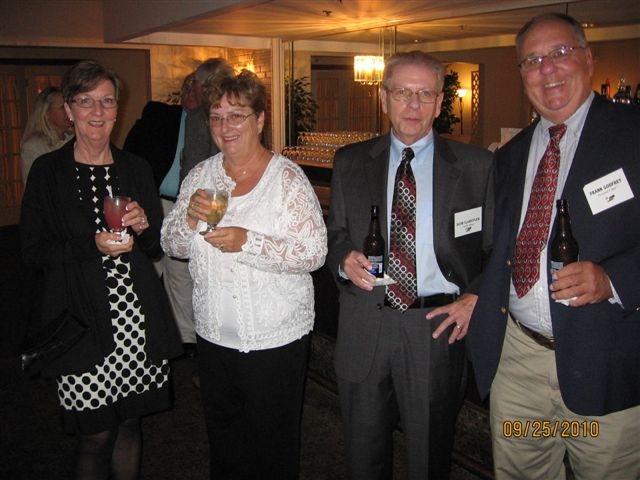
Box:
[512,123,567,298]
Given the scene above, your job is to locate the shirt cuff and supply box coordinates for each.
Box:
[242,230,263,255]
[608,280,623,307]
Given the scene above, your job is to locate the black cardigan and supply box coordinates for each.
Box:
[20,140,182,378]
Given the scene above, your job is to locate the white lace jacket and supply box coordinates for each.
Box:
[161,153,327,352]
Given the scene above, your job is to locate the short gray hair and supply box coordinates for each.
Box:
[382,51,445,92]
[195,58,233,85]
[516,13,588,56]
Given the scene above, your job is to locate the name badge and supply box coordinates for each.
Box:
[454,206,482,238]
[583,168,634,215]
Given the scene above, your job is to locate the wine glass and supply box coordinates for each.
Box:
[103,195,131,241]
[199,189,229,235]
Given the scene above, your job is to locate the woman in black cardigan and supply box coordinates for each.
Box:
[20,60,181,480]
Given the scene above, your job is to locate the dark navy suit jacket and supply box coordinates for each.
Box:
[123,101,182,190]
[468,94,640,416]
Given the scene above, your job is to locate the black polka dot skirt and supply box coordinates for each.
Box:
[58,164,170,434]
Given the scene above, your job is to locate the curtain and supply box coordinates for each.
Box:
[0,74,25,207]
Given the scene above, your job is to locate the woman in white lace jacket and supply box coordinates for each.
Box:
[160,69,326,479]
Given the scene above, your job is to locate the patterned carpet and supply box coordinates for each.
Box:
[0,225,484,479]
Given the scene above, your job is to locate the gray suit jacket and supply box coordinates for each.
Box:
[327,132,494,382]
[180,107,219,184]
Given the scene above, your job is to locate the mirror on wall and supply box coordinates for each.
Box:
[282,0,640,150]
[285,24,481,148]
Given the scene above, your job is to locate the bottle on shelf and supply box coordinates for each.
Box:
[600,78,611,100]
[612,75,632,104]
[635,84,640,105]
[363,205,385,278]
[550,199,579,276]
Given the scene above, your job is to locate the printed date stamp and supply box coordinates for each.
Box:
[502,420,599,438]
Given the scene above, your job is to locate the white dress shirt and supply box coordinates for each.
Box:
[509,94,594,335]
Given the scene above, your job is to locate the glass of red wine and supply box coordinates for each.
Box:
[103,195,131,242]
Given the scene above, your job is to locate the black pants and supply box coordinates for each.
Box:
[197,334,310,480]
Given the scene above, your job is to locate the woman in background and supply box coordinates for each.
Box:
[161,69,327,479]
[20,86,73,186]
[20,60,181,480]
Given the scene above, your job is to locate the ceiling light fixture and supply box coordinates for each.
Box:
[353,55,384,85]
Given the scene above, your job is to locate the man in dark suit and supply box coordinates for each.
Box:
[123,73,200,358]
[468,13,640,479]
[327,51,493,480]
[180,58,233,183]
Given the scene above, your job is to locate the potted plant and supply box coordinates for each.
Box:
[434,68,461,134]
[285,76,318,145]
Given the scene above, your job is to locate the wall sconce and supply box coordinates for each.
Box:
[244,60,255,73]
[456,88,468,135]
[354,55,384,85]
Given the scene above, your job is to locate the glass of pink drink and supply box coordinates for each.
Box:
[103,195,131,238]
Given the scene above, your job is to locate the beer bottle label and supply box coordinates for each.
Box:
[550,260,564,276]
[367,255,384,277]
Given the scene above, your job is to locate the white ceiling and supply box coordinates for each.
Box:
[107,0,640,50]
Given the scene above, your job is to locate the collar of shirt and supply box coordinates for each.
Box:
[389,129,433,170]
[387,130,433,224]
[536,91,593,157]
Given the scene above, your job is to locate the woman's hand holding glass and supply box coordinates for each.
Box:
[203,226,248,253]
[187,189,210,230]
[99,196,148,256]
[104,196,149,238]
[96,230,134,257]
[121,199,149,235]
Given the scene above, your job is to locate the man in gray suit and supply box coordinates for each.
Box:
[327,51,493,479]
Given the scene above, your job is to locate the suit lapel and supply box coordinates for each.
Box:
[504,126,535,247]
[432,135,461,256]
[364,135,391,236]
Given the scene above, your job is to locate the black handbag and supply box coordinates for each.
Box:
[21,308,87,378]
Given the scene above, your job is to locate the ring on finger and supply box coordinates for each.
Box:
[455,324,462,330]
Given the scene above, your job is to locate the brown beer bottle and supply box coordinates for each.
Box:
[363,205,385,278]
[550,199,579,275]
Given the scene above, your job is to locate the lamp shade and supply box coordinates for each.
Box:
[354,55,384,85]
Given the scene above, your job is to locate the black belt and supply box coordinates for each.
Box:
[384,293,457,310]
[510,316,555,350]
[160,194,177,202]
